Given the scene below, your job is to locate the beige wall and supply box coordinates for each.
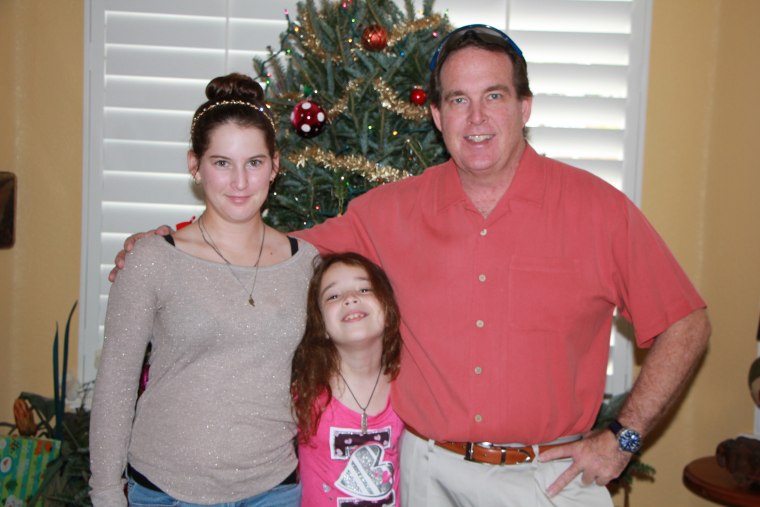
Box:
[632,1,760,505]
[1,1,759,505]
[0,0,83,421]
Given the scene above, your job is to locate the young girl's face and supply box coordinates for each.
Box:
[319,262,385,347]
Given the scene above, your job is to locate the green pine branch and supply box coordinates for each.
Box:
[254,0,451,231]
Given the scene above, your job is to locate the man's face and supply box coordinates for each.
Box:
[431,46,532,180]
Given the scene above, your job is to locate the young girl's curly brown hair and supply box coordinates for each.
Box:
[290,252,402,443]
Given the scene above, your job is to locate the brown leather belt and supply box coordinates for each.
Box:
[406,426,574,466]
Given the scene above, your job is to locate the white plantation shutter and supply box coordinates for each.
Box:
[80,0,650,394]
[80,0,299,383]
[512,0,646,197]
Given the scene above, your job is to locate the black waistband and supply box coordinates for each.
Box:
[127,464,162,492]
[279,469,299,485]
[127,465,298,493]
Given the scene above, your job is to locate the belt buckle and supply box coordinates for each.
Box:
[464,442,478,461]
[470,442,535,465]
[464,441,534,465]
[464,441,493,461]
[465,441,500,464]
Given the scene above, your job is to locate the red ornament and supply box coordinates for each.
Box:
[361,24,388,51]
[410,87,427,106]
[291,99,327,138]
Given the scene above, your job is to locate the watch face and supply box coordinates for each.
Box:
[618,428,642,453]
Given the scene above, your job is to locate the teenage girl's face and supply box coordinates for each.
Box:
[188,122,278,224]
[319,263,385,349]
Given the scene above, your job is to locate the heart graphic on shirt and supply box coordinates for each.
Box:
[335,443,394,499]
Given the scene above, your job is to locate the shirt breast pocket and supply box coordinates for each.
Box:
[507,256,581,333]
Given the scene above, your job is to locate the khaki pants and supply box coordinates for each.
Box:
[400,430,613,507]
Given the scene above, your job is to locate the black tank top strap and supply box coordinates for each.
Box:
[288,236,298,255]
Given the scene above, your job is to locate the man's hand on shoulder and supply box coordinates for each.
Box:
[539,429,632,498]
[108,225,173,282]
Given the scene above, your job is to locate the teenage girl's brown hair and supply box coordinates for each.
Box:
[190,72,277,158]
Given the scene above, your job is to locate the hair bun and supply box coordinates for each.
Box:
[205,73,264,105]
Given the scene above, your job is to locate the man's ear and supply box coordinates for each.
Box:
[520,95,533,125]
[430,103,442,132]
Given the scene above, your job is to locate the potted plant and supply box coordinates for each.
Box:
[1,302,93,506]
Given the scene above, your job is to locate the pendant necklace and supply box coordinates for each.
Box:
[337,367,383,434]
[198,214,266,307]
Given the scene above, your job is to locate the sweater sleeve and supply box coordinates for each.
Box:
[88,238,161,506]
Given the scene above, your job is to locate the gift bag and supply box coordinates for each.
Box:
[0,436,61,507]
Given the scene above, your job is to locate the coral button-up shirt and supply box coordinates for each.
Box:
[295,145,705,444]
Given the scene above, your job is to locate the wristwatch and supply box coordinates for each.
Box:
[607,419,642,453]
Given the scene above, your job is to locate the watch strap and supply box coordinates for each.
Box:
[607,419,623,436]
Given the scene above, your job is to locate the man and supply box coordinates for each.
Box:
[112,25,709,506]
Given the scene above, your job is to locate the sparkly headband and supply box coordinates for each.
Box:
[191,100,277,137]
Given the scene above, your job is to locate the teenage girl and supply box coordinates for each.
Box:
[291,252,404,506]
[89,73,317,507]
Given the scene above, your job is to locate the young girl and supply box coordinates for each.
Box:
[291,253,404,506]
[89,73,317,506]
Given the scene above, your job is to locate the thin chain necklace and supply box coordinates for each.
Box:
[197,214,266,307]
[337,367,383,434]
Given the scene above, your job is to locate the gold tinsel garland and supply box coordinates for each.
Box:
[298,7,328,61]
[326,80,360,119]
[288,146,412,183]
[386,14,446,47]
[327,77,429,122]
[293,9,448,64]
[373,77,430,121]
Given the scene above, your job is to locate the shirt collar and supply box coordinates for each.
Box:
[505,144,546,207]
[435,143,546,213]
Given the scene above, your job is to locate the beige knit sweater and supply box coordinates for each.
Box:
[89,234,318,506]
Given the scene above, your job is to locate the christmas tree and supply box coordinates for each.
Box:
[254,0,452,231]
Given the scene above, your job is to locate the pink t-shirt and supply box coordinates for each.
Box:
[298,393,404,507]
[295,145,706,444]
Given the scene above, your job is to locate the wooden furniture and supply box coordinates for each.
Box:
[683,456,760,506]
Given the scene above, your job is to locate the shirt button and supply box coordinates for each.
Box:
[478,274,486,282]
[475,414,483,423]
[474,366,483,375]
[480,228,488,236]
[476,320,485,328]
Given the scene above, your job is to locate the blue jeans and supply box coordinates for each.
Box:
[127,477,301,507]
